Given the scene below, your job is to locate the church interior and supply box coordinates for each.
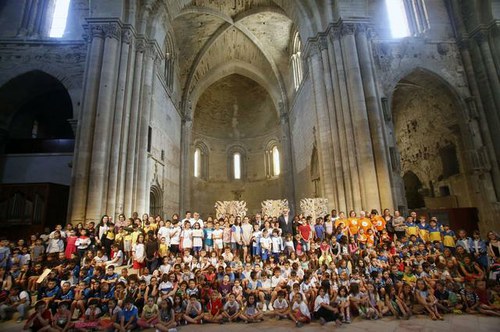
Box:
[0,0,499,235]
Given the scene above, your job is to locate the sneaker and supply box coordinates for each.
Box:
[156,330,161,332]
[16,318,23,323]
[319,317,326,326]
[268,303,274,311]
[345,318,351,324]
[296,322,303,328]
[199,319,203,324]
[167,329,177,332]
[262,303,268,311]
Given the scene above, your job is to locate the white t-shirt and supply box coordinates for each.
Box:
[169,226,181,245]
[260,236,272,250]
[181,229,193,248]
[192,229,204,247]
[314,294,330,312]
[273,298,288,310]
[158,227,170,241]
[241,223,253,245]
[133,243,145,261]
[292,301,310,318]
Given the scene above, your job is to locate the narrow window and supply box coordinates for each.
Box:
[234,152,241,180]
[49,0,71,38]
[147,126,152,153]
[194,148,201,178]
[385,0,411,38]
[272,146,280,176]
[291,32,303,91]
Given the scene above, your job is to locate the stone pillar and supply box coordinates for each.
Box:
[85,21,122,221]
[329,28,361,211]
[474,31,500,112]
[279,102,296,215]
[69,21,105,224]
[319,35,343,209]
[458,40,500,199]
[106,27,136,219]
[135,42,158,215]
[307,42,336,203]
[124,38,146,217]
[179,115,193,214]
[355,24,394,210]
[340,23,380,210]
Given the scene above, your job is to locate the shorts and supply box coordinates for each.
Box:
[215,240,224,249]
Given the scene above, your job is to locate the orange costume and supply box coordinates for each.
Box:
[347,218,360,236]
[359,218,373,233]
[372,215,386,232]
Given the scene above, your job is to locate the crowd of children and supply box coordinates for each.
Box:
[0,208,499,331]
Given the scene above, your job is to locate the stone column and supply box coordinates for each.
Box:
[279,102,296,215]
[355,24,394,210]
[307,41,336,203]
[124,38,145,217]
[340,23,380,210]
[135,42,158,215]
[329,28,361,211]
[85,21,122,221]
[474,31,500,112]
[106,27,136,218]
[458,40,500,199]
[319,35,343,209]
[69,21,105,224]
[179,115,193,214]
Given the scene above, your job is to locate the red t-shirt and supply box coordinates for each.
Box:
[30,309,52,331]
[207,298,223,315]
[298,224,311,241]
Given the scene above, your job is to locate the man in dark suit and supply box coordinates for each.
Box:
[278,208,294,236]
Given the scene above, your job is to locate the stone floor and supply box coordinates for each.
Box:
[1,314,499,332]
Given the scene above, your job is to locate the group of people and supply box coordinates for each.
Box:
[0,208,499,332]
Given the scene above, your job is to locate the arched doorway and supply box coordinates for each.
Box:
[403,171,425,209]
[150,185,163,218]
[0,70,74,237]
[391,68,474,211]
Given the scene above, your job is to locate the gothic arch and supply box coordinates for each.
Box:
[150,184,163,218]
[0,70,74,137]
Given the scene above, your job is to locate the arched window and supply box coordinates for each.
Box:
[233,153,241,180]
[228,146,246,181]
[164,34,175,91]
[272,146,280,176]
[291,32,303,91]
[49,0,71,38]
[385,0,429,38]
[265,141,280,178]
[193,142,208,180]
[194,148,201,178]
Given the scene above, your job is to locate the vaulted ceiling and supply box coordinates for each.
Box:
[169,0,295,113]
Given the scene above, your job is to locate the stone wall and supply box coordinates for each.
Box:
[190,132,285,218]
[148,75,181,217]
[289,76,316,204]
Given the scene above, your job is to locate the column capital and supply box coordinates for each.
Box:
[136,38,147,52]
[103,22,122,40]
[329,27,341,41]
[472,30,488,44]
[340,23,356,36]
[457,38,470,51]
[319,35,329,51]
[122,27,134,45]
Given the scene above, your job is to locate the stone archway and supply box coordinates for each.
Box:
[391,69,474,211]
[150,184,163,218]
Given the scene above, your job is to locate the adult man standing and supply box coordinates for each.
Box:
[278,208,294,236]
